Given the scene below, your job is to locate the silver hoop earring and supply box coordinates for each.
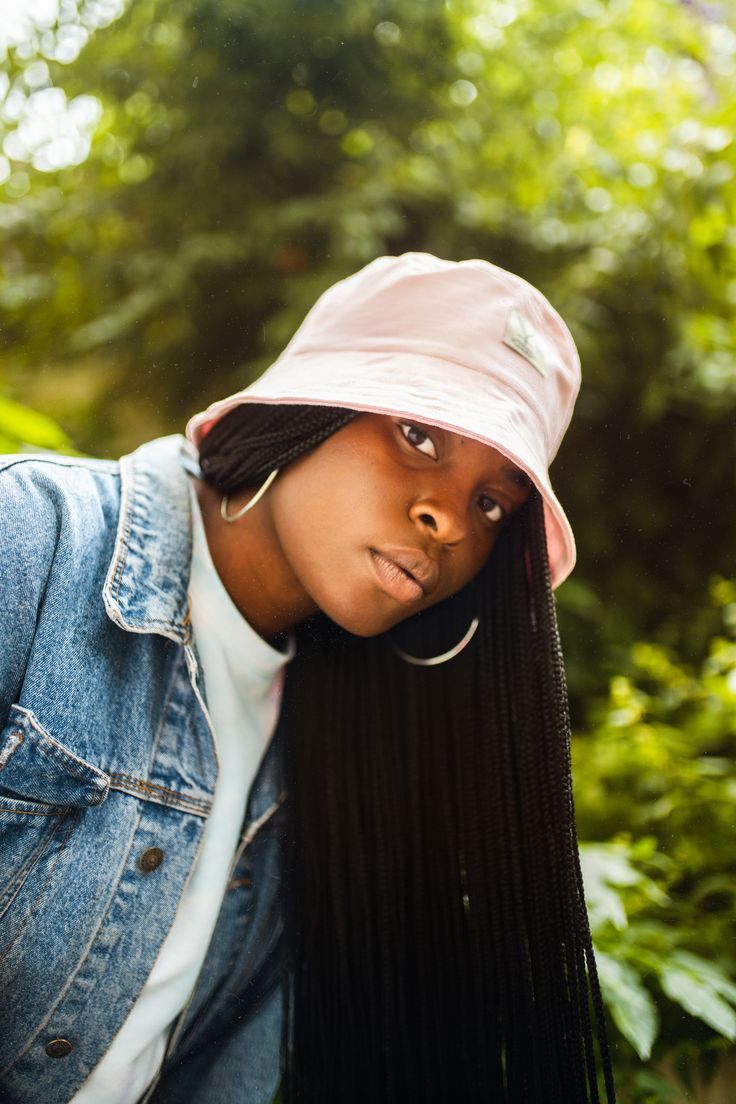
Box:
[220,468,279,523]
[390,616,480,667]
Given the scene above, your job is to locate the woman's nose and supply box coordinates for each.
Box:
[409,498,466,546]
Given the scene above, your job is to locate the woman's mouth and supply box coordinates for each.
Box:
[368,549,425,604]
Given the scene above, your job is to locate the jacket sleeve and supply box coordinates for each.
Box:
[0,459,62,726]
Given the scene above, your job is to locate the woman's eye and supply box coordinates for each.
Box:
[478,494,506,524]
[399,422,438,461]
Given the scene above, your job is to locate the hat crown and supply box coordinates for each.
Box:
[274,253,580,463]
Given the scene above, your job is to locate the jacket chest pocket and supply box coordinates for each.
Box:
[0,705,110,924]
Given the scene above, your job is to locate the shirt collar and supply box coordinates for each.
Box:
[103,435,194,644]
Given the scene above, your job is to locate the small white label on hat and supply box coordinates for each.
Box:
[502,309,550,378]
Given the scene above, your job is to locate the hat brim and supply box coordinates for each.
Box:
[186,350,576,589]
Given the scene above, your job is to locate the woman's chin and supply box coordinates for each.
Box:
[317,595,406,639]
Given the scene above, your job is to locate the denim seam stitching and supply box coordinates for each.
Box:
[3,800,149,1075]
[108,774,211,814]
[108,772,210,806]
[0,815,78,1077]
[0,457,117,476]
[110,461,134,610]
[144,645,187,780]
[0,807,63,817]
[11,708,109,803]
[0,812,76,976]
[0,814,64,917]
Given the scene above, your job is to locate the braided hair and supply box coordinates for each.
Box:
[198,403,616,1104]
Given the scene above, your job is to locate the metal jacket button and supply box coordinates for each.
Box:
[138,847,164,873]
[45,1039,73,1058]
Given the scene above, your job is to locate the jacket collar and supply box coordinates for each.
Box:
[103,435,196,644]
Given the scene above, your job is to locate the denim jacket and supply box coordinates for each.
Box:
[0,435,285,1104]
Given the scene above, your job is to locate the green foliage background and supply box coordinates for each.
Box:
[1,1,734,1099]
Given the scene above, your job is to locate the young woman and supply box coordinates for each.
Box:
[0,253,615,1104]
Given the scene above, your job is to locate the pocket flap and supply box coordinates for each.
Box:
[0,705,109,808]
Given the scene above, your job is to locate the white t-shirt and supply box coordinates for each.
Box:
[70,483,293,1104]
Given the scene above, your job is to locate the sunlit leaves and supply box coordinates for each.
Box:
[0,393,76,451]
[659,957,736,1041]
[574,591,736,1081]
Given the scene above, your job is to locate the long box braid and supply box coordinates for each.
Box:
[199,403,616,1104]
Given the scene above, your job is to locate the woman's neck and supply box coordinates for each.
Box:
[189,476,317,640]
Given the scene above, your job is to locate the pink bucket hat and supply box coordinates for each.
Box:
[186,252,581,587]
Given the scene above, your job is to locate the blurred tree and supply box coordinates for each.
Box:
[2,2,736,1096]
[0,0,734,695]
[575,579,736,1101]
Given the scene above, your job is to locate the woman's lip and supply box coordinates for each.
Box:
[374,546,439,593]
[368,549,425,604]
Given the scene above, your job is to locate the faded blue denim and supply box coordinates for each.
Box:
[0,436,285,1104]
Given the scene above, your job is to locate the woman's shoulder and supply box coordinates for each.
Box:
[0,434,191,580]
[0,449,120,490]
[0,450,122,547]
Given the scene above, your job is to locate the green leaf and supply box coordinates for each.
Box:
[669,950,736,1006]
[0,396,76,453]
[580,842,668,934]
[594,950,659,1059]
[659,963,736,1040]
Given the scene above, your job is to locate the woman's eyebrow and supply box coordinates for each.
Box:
[500,465,532,492]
